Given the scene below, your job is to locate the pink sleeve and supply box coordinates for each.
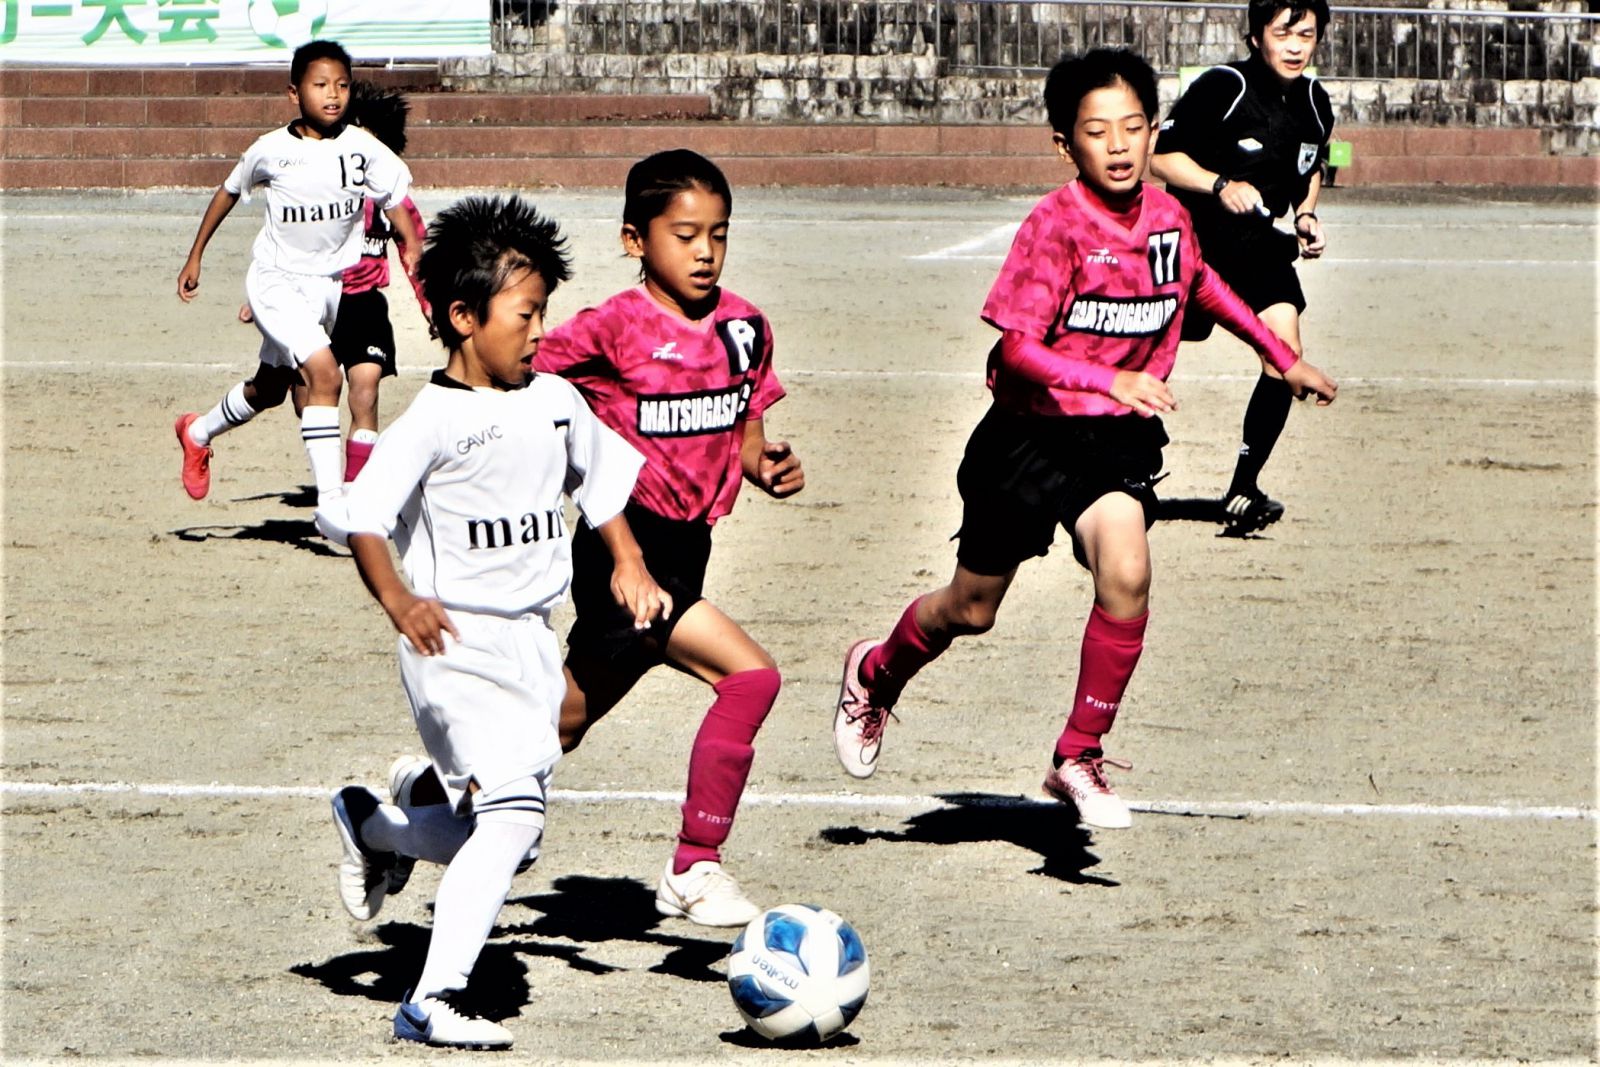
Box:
[981,202,1076,339]
[745,316,785,419]
[997,331,1119,395]
[535,309,605,377]
[1191,263,1299,373]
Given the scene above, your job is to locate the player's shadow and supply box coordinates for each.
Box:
[290,876,727,1019]
[1155,497,1275,540]
[819,792,1117,885]
[172,518,347,558]
[234,484,317,509]
[503,874,731,983]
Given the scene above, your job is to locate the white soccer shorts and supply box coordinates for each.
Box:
[244,261,341,368]
[396,610,565,817]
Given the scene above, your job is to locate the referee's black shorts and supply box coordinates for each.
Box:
[953,405,1168,575]
[566,499,711,668]
[330,288,399,376]
[1182,228,1305,342]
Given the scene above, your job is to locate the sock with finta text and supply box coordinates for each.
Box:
[674,668,781,874]
[1055,604,1147,764]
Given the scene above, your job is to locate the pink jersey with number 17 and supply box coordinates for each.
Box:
[981,180,1292,418]
[534,285,785,524]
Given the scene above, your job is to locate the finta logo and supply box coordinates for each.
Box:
[1086,247,1119,265]
[651,341,683,361]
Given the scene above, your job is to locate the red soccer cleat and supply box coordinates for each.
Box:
[173,413,212,500]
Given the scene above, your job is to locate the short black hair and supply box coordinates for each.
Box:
[1044,48,1159,136]
[418,195,573,350]
[348,80,409,155]
[622,149,733,233]
[290,40,352,86]
[1246,0,1331,52]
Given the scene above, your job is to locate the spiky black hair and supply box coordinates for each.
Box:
[348,80,409,155]
[418,195,573,350]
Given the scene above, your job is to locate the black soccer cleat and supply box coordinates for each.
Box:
[1220,490,1285,536]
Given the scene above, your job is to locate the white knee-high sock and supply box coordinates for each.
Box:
[411,815,542,1000]
[300,405,342,494]
[362,802,473,866]
[195,382,258,445]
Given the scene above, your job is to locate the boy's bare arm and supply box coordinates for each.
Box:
[177,186,240,302]
[740,417,805,498]
[349,532,459,655]
[592,515,672,630]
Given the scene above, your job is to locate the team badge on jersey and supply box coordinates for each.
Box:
[1297,142,1320,175]
[717,317,764,376]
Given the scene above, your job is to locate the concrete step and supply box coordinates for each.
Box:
[0,64,441,97]
[0,93,717,129]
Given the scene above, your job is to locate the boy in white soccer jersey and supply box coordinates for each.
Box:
[316,195,669,1050]
[174,39,420,504]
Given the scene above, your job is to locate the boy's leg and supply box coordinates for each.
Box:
[1044,493,1151,829]
[296,347,345,496]
[1224,302,1303,533]
[343,362,383,481]
[397,775,545,1050]
[834,565,1014,778]
[175,364,294,499]
[650,602,779,927]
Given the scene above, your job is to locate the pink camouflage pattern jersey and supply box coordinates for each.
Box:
[981,180,1297,418]
[534,285,786,523]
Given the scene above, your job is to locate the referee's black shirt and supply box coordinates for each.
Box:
[1155,57,1335,255]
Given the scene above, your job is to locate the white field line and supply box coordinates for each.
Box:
[914,252,1592,267]
[1,778,1591,822]
[0,361,1590,390]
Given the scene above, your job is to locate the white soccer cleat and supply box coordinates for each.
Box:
[833,639,894,779]
[393,990,513,1050]
[331,785,397,920]
[1042,749,1134,830]
[384,755,432,896]
[655,859,762,928]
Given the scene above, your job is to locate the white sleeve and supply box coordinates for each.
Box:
[559,383,643,528]
[361,136,413,211]
[316,405,439,545]
[222,140,265,199]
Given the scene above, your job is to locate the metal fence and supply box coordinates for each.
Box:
[491,0,1600,82]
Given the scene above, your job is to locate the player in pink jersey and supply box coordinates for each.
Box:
[832,49,1337,830]
[534,149,804,926]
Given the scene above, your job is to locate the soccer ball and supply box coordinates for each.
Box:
[248,0,329,49]
[726,904,870,1044]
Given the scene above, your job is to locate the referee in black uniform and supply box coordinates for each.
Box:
[1151,0,1334,535]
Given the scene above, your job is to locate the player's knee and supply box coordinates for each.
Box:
[248,377,289,408]
[715,666,782,723]
[945,597,1000,636]
[1095,559,1151,613]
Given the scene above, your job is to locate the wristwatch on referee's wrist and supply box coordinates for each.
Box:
[1211,175,1231,196]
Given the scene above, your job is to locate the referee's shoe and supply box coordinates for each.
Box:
[1221,489,1284,536]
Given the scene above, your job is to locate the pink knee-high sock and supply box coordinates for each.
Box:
[344,438,375,482]
[860,596,952,707]
[1055,604,1147,762]
[675,667,781,873]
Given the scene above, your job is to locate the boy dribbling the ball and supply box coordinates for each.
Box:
[316,195,668,1049]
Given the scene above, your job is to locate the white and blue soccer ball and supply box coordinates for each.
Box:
[726,904,870,1043]
[247,0,329,49]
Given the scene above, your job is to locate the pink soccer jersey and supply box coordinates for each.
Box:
[341,196,426,303]
[982,180,1282,418]
[535,286,785,524]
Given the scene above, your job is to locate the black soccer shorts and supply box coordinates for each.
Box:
[330,288,399,377]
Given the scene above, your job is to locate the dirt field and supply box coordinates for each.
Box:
[2,185,1594,1064]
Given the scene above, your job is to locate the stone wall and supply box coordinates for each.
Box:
[445,0,1600,149]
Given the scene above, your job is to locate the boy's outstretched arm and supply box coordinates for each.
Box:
[592,516,673,631]
[349,532,459,655]
[177,186,240,302]
[740,417,805,498]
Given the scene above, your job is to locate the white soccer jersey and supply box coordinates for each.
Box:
[327,371,644,617]
[224,123,412,277]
